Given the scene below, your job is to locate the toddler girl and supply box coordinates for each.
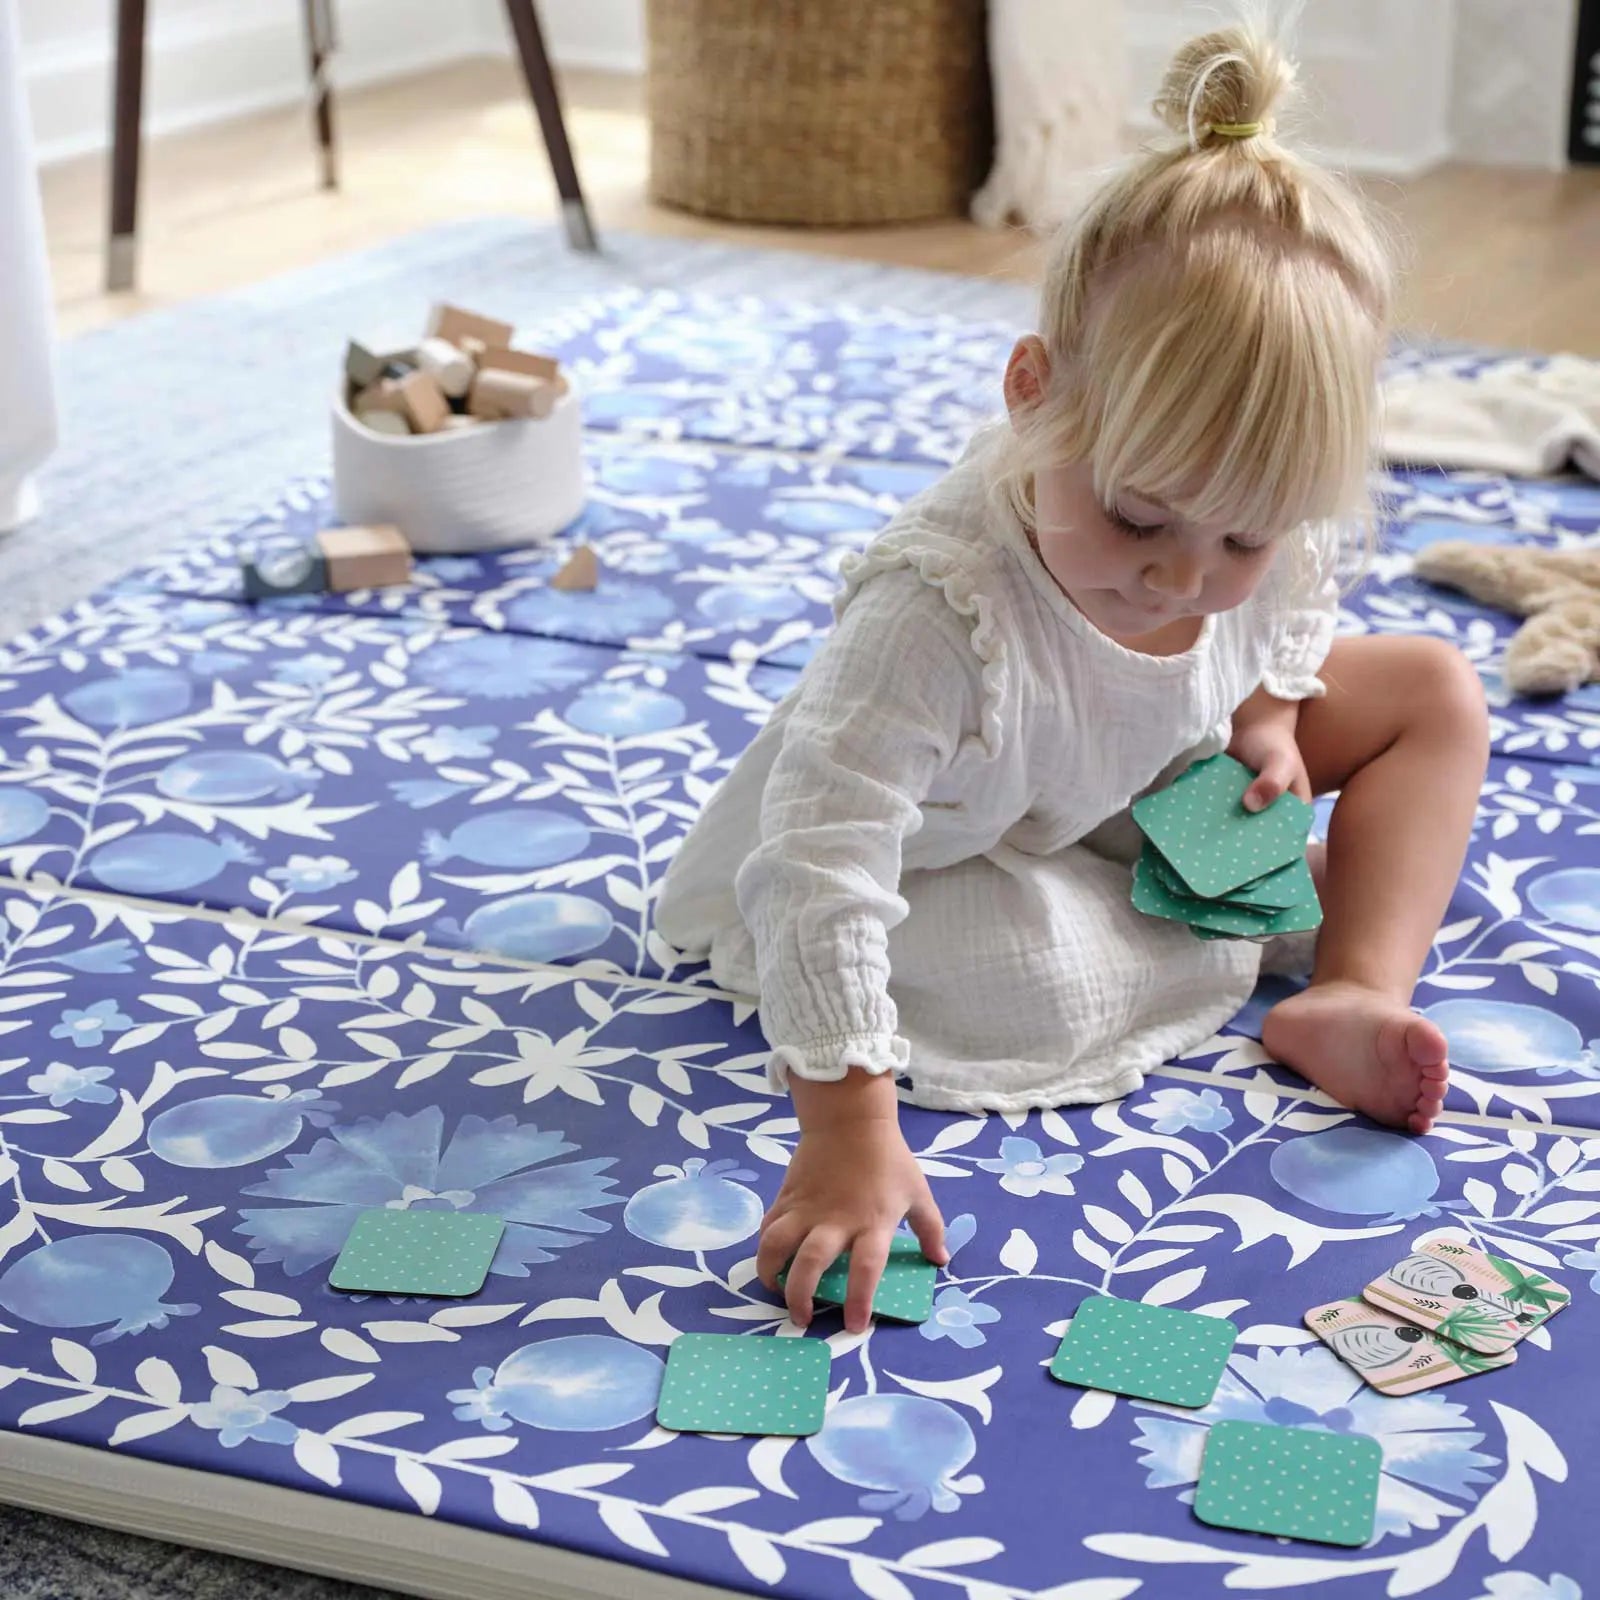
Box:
[656,23,1490,1332]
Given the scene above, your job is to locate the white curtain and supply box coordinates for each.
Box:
[0,0,58,531]
[973,0,1129,231]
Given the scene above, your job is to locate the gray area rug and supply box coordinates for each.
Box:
[4,215,1033,643]
[0,215,1032,1597]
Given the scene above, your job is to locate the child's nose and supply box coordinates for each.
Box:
[1145,551,1204,601]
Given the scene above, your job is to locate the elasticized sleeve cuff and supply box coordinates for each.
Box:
[766,1033,911,1093]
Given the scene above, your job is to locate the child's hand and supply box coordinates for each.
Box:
[757,1071,947,1333]
[1229,693,1311,811]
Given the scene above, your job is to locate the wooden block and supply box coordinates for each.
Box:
[353,407,410,438]
[426,302,514,350]
[476,346,561,384]
[550,545,599,592]
[459,335,488,362]
[319,525,412,592]
[415,336,475,398]
[440,413,480,431]
[467,368,555,421]
[344,339,387,390]
[397,370,452,434]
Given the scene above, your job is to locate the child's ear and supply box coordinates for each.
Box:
[1004,336,1051,424]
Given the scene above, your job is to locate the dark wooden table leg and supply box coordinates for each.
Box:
[106,0,147,292]
[301,0,338,189]
[502,0,599,252]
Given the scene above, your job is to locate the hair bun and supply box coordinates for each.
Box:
[1152,26,1296,147]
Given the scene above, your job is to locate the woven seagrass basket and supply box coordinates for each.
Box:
[646,0,990,226]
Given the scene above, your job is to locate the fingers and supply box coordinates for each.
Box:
[782,1231,849,1329]
[907,1193,949,1265]
[842,1229,893,1334]
[756,1210,804,1294]
[1243,761,1287,812]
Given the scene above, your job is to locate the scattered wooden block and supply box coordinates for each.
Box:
[321,524,413,591]
[426,302,514,350]
[550,544,599,592]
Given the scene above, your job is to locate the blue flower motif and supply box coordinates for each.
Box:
[266,854,357,894]
[1135,1087,1234,1137]
[187,649,251,674]
[919,1288,1001,1350]
[450,1366,507,1429]
[975,1136,1083,1198]
[504,579,677,643]
[1472,1577,1582,1600]
[426,557,482,582]
[1132,1345,1497,1540]
[49,999,133,1048]
[271,653,344,686]
[1562,1248,1600,1294]
[414,724,498,763]
[236,1106,621,1277]
[414,634,596,700]
[27,1062,115,1107]
[55,940,138,974]
[189,1385,298,1449]
[390,778,472,810]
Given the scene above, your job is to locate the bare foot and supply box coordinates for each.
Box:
[1262,981,1449,1134]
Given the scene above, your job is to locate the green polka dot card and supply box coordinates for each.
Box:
[1133,849,1281,937]
[329,1208,505,1297]
[1226,851,1318,911]
[1132,753,1314,899]
[777,1234,937,1324]
[1049,1296,1236,1408]
[657,1334,830,1436]
[1194,1420,1382,1547]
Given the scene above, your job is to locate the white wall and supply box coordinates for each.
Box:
[17,0,1574,175]
[1125,0,1457,176]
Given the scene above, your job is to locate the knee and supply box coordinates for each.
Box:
[1400,640,1489,754]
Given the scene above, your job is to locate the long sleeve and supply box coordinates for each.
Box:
[1259,521,1342,702]
[735,573,984,1089]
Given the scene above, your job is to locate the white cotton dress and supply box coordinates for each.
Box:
[655,444,1340,1113]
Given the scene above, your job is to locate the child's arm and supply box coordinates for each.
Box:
[756,1068,946,1334]
[738,576,981,1328]
[1232,523,1343,809]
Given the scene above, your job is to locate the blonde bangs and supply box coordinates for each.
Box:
[1070,233,1380,542]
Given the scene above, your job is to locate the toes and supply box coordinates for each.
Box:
[1407,1108,1436,1135]
[1404,1017,1450,1069]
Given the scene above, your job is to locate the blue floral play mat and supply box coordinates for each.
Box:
[0,291,1597,1600]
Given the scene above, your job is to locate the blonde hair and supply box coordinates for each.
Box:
[993,19,1398,589]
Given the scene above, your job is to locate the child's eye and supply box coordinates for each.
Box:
[1224,537,1270,558]
[1106,506,1163,539]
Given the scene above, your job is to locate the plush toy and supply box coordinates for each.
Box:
[1412,542,1600,698]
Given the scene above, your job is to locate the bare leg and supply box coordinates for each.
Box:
[1263,637,1489,1132]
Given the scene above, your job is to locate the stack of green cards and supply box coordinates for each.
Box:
[777,1235,938,1324]
[1130,753,1321,942]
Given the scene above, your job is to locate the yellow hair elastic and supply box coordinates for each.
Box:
[1209,121,1263,139]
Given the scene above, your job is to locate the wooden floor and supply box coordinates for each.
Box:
[40,57,1600,355]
